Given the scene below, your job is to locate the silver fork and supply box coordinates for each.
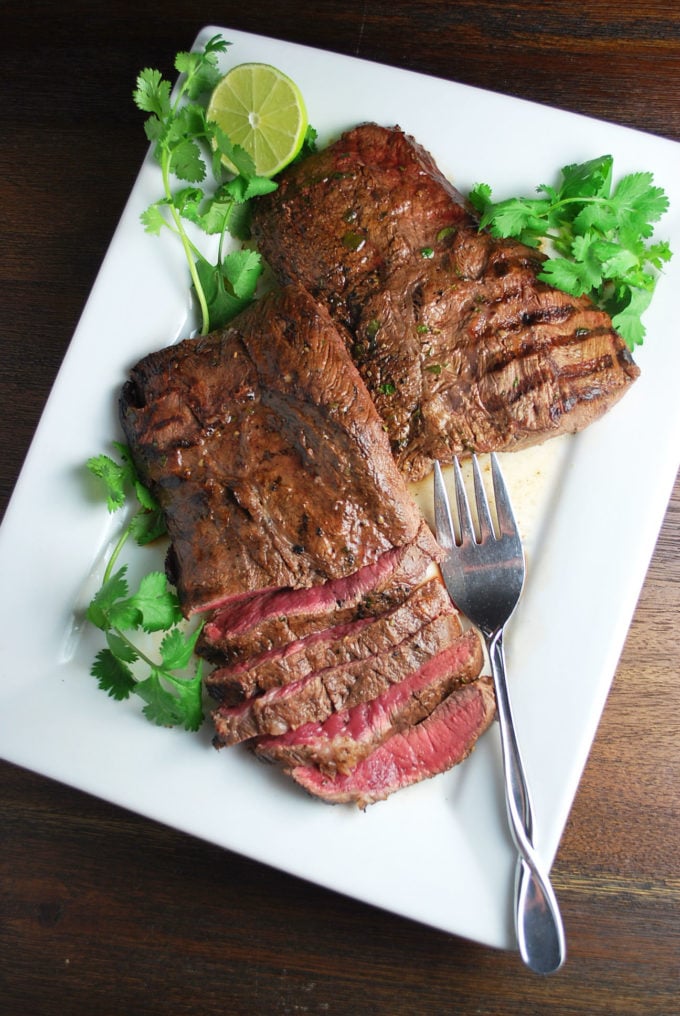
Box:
[434,453,565,975]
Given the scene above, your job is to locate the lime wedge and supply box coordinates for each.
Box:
[207,63,308,178]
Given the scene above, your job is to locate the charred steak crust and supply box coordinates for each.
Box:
[251,123,640,480]
[119,284,423,616]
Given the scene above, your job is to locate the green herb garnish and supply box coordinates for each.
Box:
[133,34,278,335]
[469,155,672,349]
[85,444,204,731]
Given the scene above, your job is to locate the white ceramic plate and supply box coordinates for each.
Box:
[1,26,679,952]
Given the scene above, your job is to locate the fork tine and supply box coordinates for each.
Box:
[433,460,456,552]
[452,456,476,546]
[471,454,495,543]
[490,452,518,539]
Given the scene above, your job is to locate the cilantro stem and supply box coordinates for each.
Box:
[103,521,133,585]
[113,625,159,672]
[160,153,212,335]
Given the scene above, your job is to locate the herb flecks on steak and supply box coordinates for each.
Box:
[251,122,640,480]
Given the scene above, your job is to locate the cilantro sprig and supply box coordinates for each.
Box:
[469,155,672,348]
[133,34,278,335]
[85,443,204,731]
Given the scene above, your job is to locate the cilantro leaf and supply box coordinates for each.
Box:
[193,251,262,329]
[133,68,171,119]
[175,34,229,100]
[612,172,669,228]
[468,182,492,215]
[478,197,548,241]
[91,648,136,701]
[107,598,144,633]
[226,173,278,203]
[87,567,130,630]
[159,626,203,671]
[140,202,168,236]
[559,155,613,202]
[136,662,204,732]
[129,507,167,546]
[135,36,284,334]
[128,572,182,633]
[136,673,186,728]
[86,445,166,551]
[106,631,139,665]
[224,248,263,300]
[169,137,206,183]
[469,155,672,348]
[539,255,597,297]
[646,240,673,270]
[611,287,654,347]
[86,454,129,511]
[86,447,205,732]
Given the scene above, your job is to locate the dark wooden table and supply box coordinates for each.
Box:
[1,3,679,1013]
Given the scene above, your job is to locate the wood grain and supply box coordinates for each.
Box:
[0,2,678,1013]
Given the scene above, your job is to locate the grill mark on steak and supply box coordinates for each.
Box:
[251,123,640,479]
[120,285,423,616]
[212,609,464,745]
[205,576,457,704]
[254,627,483,775]
[290,676,496,807]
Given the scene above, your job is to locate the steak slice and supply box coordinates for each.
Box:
[212,609,463,745]
[119,284,423,616]
[254,627,483,775]
[197,519,439,666]
[205,576,457,704]
[291,676,496,808]
[251,123,640,480]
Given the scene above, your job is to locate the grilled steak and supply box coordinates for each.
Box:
[254,627,483,775]
[205,576,457,704]
[290,676,496,807]
[251,123,641,480]
[120,270,490,805]
[212,608,463,745]
[120,284,423,616]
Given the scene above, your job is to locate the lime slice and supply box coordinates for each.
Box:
[206,63,308,178]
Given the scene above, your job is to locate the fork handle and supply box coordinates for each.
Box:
[487,630,566,974]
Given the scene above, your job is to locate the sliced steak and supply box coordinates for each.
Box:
[205,576,456,704]
[254,627,483,774]
[212,608,463,746]
[197,519,439,666]
[291,676,496,807]
[251,123,640,480]
[120,284,423,616]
